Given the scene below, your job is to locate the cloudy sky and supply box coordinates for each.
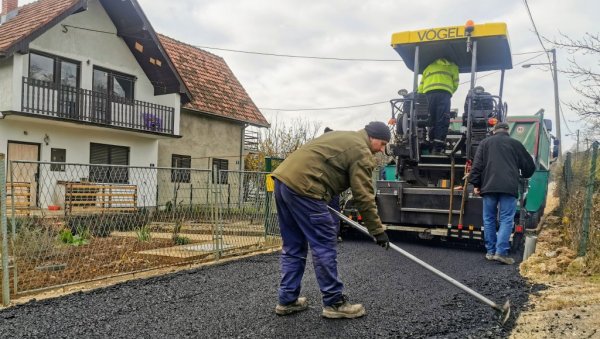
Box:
[36,0,600,151]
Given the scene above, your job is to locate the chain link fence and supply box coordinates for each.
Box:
[557,142,600,272]
[0,159,280,297]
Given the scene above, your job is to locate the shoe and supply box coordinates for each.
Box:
[493,254,515,265]
[322,295,365,319]
[485,253,494,260]
[337,236,343,243]
[275,297,308,316]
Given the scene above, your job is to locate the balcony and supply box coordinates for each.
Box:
[20,77,175,135]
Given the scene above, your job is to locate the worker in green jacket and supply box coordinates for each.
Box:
[272,121,390,319]
[418,58,459,155]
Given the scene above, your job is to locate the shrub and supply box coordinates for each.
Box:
[67,211,149,237]
[135,225,152,242]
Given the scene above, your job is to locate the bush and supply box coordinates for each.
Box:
[67,211,149,237]
[12,218,62,260]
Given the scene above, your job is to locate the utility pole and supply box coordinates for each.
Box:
[576,130,580,160]
[551,48,562,160]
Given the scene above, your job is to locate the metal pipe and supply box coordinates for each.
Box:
[1,153,10,305]
[551,48,562,160]
[447,155,456,227]
[523,235,537,261]
[329,206,511,324]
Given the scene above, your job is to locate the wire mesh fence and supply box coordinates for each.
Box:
[0,160,280,296]
[557,142,600,272]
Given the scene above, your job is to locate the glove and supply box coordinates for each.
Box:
[374,232,389,250]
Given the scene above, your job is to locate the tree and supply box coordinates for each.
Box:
[245,117,322,171]
[552,33,600,137]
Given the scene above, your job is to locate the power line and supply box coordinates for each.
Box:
[196,44,549,62]
[522,1,573,136]
[261,53,546,112]
[260,101,389,112]
[522,0,552,64]
[193,45,402,62]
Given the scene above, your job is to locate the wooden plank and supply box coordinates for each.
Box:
[66,192,136,197]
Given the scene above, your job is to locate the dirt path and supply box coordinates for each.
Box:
[510,183,600,338]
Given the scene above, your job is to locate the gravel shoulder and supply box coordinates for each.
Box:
[510,185,600,338]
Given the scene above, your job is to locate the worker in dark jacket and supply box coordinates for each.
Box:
[272,121,390,319]
[418,58,459,154]
[469,122,536,264]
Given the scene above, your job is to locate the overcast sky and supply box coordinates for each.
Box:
[29,0,599,151]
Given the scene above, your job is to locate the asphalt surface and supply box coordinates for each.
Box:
[0,231,536,338]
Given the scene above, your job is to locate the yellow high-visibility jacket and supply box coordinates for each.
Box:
[418,58,459,94]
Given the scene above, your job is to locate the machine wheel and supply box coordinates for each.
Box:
[511,232,524,254]
[525,211,540,230]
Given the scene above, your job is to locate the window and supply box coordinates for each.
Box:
[50,148,66,172]
[29,52,80,87]
[89,143,129,183]
[212,158,228,184]
[93,67,135,101]
[171,154,191,183]
[29,52,80,117]
[29,53,54,82]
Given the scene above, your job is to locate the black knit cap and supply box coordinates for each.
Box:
[364,121,391,142]
[494,122,510,131]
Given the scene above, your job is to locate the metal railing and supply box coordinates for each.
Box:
[21,77,175,134]
[0,160,280,299]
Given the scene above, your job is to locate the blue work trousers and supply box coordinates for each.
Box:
[274,179,343,306]
[483,193,517,256]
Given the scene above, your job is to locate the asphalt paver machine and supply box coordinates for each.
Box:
[374,21,535,247]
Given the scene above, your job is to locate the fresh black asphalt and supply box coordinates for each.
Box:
[0,231,536,338]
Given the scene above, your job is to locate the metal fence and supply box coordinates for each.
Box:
[559,142,599,267]
[0,159,280,300]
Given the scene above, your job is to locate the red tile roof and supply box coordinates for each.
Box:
[0,0,268,128]
[0,0,82,55]
[158,34,269,128]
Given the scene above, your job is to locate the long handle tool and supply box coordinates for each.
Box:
[329,207,511,325]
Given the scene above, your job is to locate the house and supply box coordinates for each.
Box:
[0,0,268,211]
[156,35,269,206]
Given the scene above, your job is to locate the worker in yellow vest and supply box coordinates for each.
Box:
[418,58,459,155]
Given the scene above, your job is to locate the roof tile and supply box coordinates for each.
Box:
[0,0,80,53]
[158,34,269,127]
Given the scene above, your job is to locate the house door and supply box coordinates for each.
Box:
[7,141,40,208]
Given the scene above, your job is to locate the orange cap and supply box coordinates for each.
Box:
[465,19,474,28]
[488,117,498,126]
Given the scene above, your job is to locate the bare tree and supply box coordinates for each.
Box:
[551,33,600,136]
[245,117,322,171]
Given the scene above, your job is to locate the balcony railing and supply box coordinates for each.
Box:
[21,77,175,134]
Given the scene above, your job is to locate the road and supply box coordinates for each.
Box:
[0,231,533,338]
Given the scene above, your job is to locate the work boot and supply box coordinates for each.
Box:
[322,295,365,319]
[275,297,308,316]
[485,253,494,261]
[493,254,515,265]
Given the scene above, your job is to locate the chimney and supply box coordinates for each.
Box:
[2,0,18,15]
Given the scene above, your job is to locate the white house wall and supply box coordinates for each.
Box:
[0,56,12,110]
[0,117,159,209]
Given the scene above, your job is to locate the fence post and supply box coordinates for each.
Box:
[560,152,572,213]
[578,141,599,257]
[1,153,10,305]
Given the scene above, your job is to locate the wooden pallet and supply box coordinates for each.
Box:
[5,182,32,216]
[64,183,137,215]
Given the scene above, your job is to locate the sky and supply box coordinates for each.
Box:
[25,0,598,152]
